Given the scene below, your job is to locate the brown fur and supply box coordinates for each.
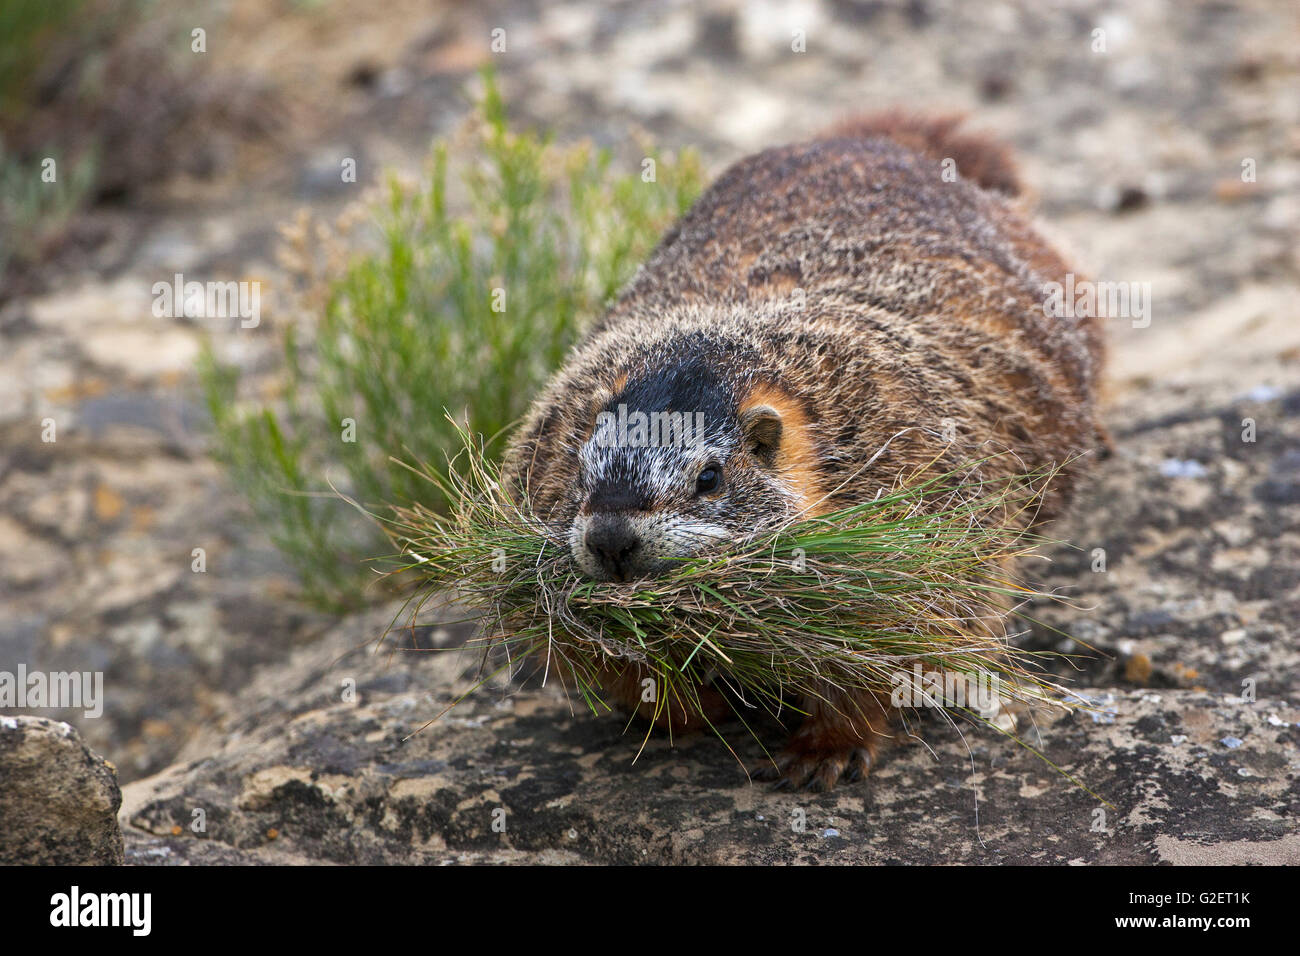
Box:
[503,113,1106,790]
[824,111,1024,198]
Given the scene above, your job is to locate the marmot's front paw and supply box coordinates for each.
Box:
[752,742,875,792]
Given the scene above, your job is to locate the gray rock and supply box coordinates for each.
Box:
[0,716,125,865]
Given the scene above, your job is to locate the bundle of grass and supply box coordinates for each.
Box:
[380,427,1092,773]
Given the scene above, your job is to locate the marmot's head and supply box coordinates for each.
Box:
[552,352,822,582]
[503,309,847,582]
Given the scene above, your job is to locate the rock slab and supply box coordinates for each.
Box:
[0,716,125,865]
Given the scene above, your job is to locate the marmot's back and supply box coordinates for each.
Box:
[599,115,1102,411]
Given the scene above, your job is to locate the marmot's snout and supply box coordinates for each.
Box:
[581,514,644,581]
[570,499,720,582]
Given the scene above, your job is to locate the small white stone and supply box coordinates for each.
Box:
[1238,384,1280,403]
[1159,458,1208,479]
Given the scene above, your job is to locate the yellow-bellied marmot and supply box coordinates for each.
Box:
[503,113,1107,790]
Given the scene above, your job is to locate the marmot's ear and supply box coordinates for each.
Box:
[740,405,782,467]
[582,386,614,439]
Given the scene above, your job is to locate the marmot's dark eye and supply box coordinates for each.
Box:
[695,465,721,495]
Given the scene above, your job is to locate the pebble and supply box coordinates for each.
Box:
[1159,458,1208,479]
[1068,693,1118,724]
[1238,384,1281,402]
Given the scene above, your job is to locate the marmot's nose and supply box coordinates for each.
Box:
[584,518,642,581]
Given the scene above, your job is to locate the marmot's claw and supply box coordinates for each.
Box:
[752,745,873,792]
[843,747,874,783]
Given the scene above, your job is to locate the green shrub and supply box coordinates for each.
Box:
[200,71,705,611]
[0,0,90,116]
[0,0,105,282]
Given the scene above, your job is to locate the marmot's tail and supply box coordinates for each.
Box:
[823,111,1022,198]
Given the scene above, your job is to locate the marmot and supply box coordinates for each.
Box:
[503,113,1107,790]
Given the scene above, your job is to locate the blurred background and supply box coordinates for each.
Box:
[2,0,1298,792]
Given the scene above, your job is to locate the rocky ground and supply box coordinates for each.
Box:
[2,0,1298,863]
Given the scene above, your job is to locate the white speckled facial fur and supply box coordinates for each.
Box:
[570,425,736,577]
[578,419,732,504]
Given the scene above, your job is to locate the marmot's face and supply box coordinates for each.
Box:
[564,364,808,581]
[568,415,731,581]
